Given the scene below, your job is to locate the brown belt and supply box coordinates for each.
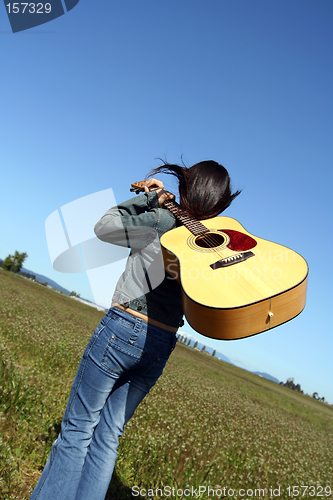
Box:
[112,303,178,333]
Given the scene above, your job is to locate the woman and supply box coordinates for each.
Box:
[29,160,240,500]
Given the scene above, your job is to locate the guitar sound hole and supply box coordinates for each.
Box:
[195,233,226,249]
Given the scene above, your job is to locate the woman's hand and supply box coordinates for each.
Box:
[143,178,175,207]
[142,178,164,192]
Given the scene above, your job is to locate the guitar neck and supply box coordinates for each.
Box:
[163,199,209,236]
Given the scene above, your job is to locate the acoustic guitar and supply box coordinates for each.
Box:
[130,181,308,340]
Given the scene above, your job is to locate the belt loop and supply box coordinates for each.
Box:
[133,317,143,334]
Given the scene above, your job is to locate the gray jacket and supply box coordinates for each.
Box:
[94,191,184,328]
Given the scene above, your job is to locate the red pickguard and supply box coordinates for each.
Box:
[218,229,257,252]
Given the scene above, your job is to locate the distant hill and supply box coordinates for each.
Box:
[0,259,71,296]
[253,372,280,384]
[21,267,72,295]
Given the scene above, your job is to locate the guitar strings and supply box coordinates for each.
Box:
[173,217,231,262]
[133,186,232,263]
[163,199,231,262]
[197,233,230,262]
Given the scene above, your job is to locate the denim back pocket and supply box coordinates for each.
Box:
[101,315,144,375]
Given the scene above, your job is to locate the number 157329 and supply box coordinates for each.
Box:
[286,485,332,497]
[6,3,52,14]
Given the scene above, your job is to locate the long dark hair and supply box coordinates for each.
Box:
[148,160,241,220]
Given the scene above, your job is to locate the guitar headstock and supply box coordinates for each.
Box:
[130,181,160,194]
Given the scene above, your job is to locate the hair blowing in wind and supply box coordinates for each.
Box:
[149,160,241,220]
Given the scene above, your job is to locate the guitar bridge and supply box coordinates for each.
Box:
[210,251,255,270]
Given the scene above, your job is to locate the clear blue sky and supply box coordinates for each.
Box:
[1,1,332,403]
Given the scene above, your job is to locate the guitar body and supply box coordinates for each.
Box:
[160,216,308,340]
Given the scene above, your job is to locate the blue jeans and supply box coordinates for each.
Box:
[29,307,177,500]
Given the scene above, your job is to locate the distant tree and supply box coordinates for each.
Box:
[212,350,216,357]
[3,255,13,271]
[193,341,198,349]
[282,378,302,392]
[312,392,319,400]
[3,251,28,273]
[187,339,191,346]
[201,345,206,352]
[70,291,81,298]
[286,377,294,388]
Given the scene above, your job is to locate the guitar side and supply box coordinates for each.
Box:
[161,216,308,340]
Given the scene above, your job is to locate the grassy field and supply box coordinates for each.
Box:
[0,269,332,499]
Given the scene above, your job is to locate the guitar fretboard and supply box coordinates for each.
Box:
[163,200,209,236]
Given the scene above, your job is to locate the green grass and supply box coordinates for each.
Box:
[0,269,332,499]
